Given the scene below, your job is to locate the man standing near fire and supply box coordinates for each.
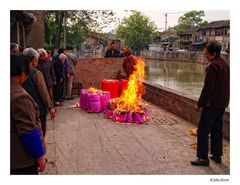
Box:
[191,41,230,166]
[121,48,137,79]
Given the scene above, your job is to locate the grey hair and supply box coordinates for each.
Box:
[37,48,48,57]
[23,47,39,61]
[58,53,67,61]
[10,43,19,51]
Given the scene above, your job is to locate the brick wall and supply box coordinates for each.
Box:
[73,58,124,89]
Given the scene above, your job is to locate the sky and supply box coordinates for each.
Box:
[105,10,230,32]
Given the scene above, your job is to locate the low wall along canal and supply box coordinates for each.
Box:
[73,57,230,140]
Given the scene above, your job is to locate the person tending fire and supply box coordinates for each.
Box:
[120,48,137,79]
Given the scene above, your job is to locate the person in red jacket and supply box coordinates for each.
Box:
[191,41,230,166]
[122,48,137,79]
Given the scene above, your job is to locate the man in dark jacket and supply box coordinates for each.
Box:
[191,41,230,166]
[22,48,56,137]
[11,53,46,174]
[104,41,120,57]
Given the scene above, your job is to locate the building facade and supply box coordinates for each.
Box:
[10,10,45,49]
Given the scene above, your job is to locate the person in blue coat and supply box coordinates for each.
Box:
[104,41,120,57]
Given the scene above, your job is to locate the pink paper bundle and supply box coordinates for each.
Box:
[104,109,113,119]
[100,92,110,111]
[133,112,145,124]
[126,112,133,123]
[111,110,119,122]
[88,101,101,112]
[118,112,127,123]
[87,93,101,113]
[79,89,88,110]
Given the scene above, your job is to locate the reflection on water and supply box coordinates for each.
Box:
[145,59,207,98]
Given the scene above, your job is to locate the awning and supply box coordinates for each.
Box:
[159,42,170,45]
[192,41,206,46]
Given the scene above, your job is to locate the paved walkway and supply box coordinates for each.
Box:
[43,97,229,175]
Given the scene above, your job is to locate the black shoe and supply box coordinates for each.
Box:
[210,155,222,164]
[191,158,209,166]
[66,97,74,100]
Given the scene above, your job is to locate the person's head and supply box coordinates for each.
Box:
[58,53,67,64]
[124,48,132,57]
[11,53,29,84]
[110,41,116,50]
[37,48,48,62]
[23,47,39,68]
[204,41,222,62]
[58,48,66,55]
[121,47,126,53]
[10,43,19,53]
[47,50,53,60]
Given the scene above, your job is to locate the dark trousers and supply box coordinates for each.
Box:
[40,115,47,137]
[53,81,62,101]
[11,163,38,175]
[197,107,225,159]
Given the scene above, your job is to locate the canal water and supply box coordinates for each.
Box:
[145,59,207,99]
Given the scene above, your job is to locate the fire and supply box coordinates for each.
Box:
[110,57,147,113]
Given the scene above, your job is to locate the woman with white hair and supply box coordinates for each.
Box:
[22,47,56,137]
[37,48,56,104]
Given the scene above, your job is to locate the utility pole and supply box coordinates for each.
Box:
[164,13,168,31]
[163,12,185,31]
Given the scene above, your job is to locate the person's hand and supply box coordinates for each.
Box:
[67,73,70,79]
[37,156,46,172]
[195,105,201,112]
[60,78,63,83]
[53,81,57,85]
[49,107,56,120]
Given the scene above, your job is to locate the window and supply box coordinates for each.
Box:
[203,30,206,36]
[215,28,223,36]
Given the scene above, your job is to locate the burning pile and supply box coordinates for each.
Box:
[104,57,149,124]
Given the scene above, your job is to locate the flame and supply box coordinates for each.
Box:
[112,57,146,112]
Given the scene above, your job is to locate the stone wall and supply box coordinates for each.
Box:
[143,81,230,140]
[140,50,230,64]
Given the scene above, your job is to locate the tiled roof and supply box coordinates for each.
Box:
[199,20,230,29]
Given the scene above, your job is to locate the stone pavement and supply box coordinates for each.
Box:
[42,97,229,175]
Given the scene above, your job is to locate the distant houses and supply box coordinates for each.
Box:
[150,20,230,53]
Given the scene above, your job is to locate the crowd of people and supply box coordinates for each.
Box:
[10,43,77,174]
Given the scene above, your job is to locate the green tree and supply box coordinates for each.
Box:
[175,11,208,35]
[116,11,157,54]
[44,10,117,50]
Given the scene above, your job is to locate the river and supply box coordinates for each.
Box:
[145,59,207,99]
